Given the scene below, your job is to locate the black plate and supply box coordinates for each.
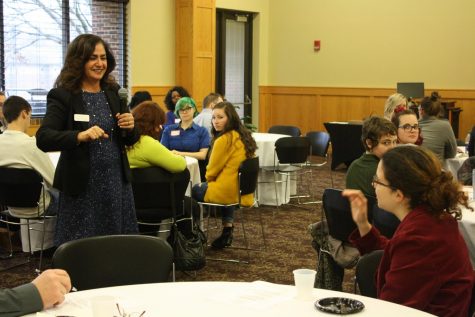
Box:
[314,297,364,314]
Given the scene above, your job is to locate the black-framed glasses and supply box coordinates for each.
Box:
[398,124,419,132]
[372,175,396,190]
[179,107,192,113]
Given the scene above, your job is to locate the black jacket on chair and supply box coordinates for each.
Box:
[36,87,139,196]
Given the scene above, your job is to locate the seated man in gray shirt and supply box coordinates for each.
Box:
[193,92,223,137]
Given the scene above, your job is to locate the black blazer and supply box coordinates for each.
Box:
[36,87,139,196]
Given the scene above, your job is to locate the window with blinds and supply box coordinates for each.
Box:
[1,0,127,117]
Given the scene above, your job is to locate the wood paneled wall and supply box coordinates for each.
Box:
[259,86,475,139]
[175,0,216,110]
[131,86,172,112]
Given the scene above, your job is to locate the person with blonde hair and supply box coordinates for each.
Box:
[343,146,474,316]
[383,93,407,120]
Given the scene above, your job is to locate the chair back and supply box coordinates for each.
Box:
[355,250,384,298]
[268,125,301,137]
[306,131,330,158]
[0,167,42,208]
[238,157,259,196]
[372,204,400,238]
[324,122,365,170]
[322,188,374,242]
[131,167,190,222]
[275,136,310,165]
[52,235,173,290]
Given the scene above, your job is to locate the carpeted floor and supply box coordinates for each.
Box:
[0,158,356,293]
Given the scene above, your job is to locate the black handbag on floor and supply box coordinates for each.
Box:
[171,222,206,271]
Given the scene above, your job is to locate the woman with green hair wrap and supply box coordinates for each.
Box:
[160,97,210,161]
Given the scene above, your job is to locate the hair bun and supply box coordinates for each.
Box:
[430,91,440,101]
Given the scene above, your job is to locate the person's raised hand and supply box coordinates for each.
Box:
[32,269,71,309]
[342,189,372,236]
[77,125,109,143]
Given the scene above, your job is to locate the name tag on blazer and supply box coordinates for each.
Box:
[171,130,180,136]
[74,114,90,122]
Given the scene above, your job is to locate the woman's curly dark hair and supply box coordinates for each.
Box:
[382,146,471,220]
[210,101,257,158]
[131,101,165,140]
[54,34,117,93]
[163,86,190,111]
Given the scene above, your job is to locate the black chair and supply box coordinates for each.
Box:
[317,189,374,276]
[0,167,54,272]
[324,122,365,170]
[372,204,400,239]
[306,131,330,166]
[304,131,331,203]
[263,136,311,206]
[198,157,265,263]
[51,235,173,290]
[355,250,384,298]
[131,167,191,234]
[268,125,301,137]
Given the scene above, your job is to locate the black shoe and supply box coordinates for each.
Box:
[211,226,233,249]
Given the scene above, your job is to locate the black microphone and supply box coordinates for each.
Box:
[118,87,129,137]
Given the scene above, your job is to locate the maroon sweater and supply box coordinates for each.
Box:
[350,206,474,317]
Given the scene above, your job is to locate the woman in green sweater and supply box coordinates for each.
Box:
[127,101,186,172]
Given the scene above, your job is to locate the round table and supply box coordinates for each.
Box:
[29,281,435,317]
[252,133,297,206]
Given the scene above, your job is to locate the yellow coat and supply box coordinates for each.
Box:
[204,130,254,207]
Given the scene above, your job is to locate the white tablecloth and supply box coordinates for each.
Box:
[48,152,201,194]
[252,133,297,206]
[27,281,434,317]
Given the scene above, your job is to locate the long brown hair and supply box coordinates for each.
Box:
[131,101,165,140]
[55,34,117,93]
[382,146,470,219]
[211,101,257,158]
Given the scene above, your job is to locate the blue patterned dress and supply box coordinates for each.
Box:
[55,91,138,245]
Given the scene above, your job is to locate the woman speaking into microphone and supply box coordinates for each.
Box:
[36,34,139,246]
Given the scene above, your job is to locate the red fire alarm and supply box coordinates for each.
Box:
[314,40,321,51]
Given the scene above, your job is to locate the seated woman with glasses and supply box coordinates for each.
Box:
[191,101,257,249]
[418,92,457,162]
[391,109,423,145]
[343,146,474,317]
[161,97,210,161]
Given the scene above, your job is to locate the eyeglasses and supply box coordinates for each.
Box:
[372,175,396,190]
[179,107,192,113]
[115,303,146,317]
[399,124,419,132]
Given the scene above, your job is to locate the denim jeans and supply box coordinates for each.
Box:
[192,182,235,224]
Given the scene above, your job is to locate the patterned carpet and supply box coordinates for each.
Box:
[0,158,356,293]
